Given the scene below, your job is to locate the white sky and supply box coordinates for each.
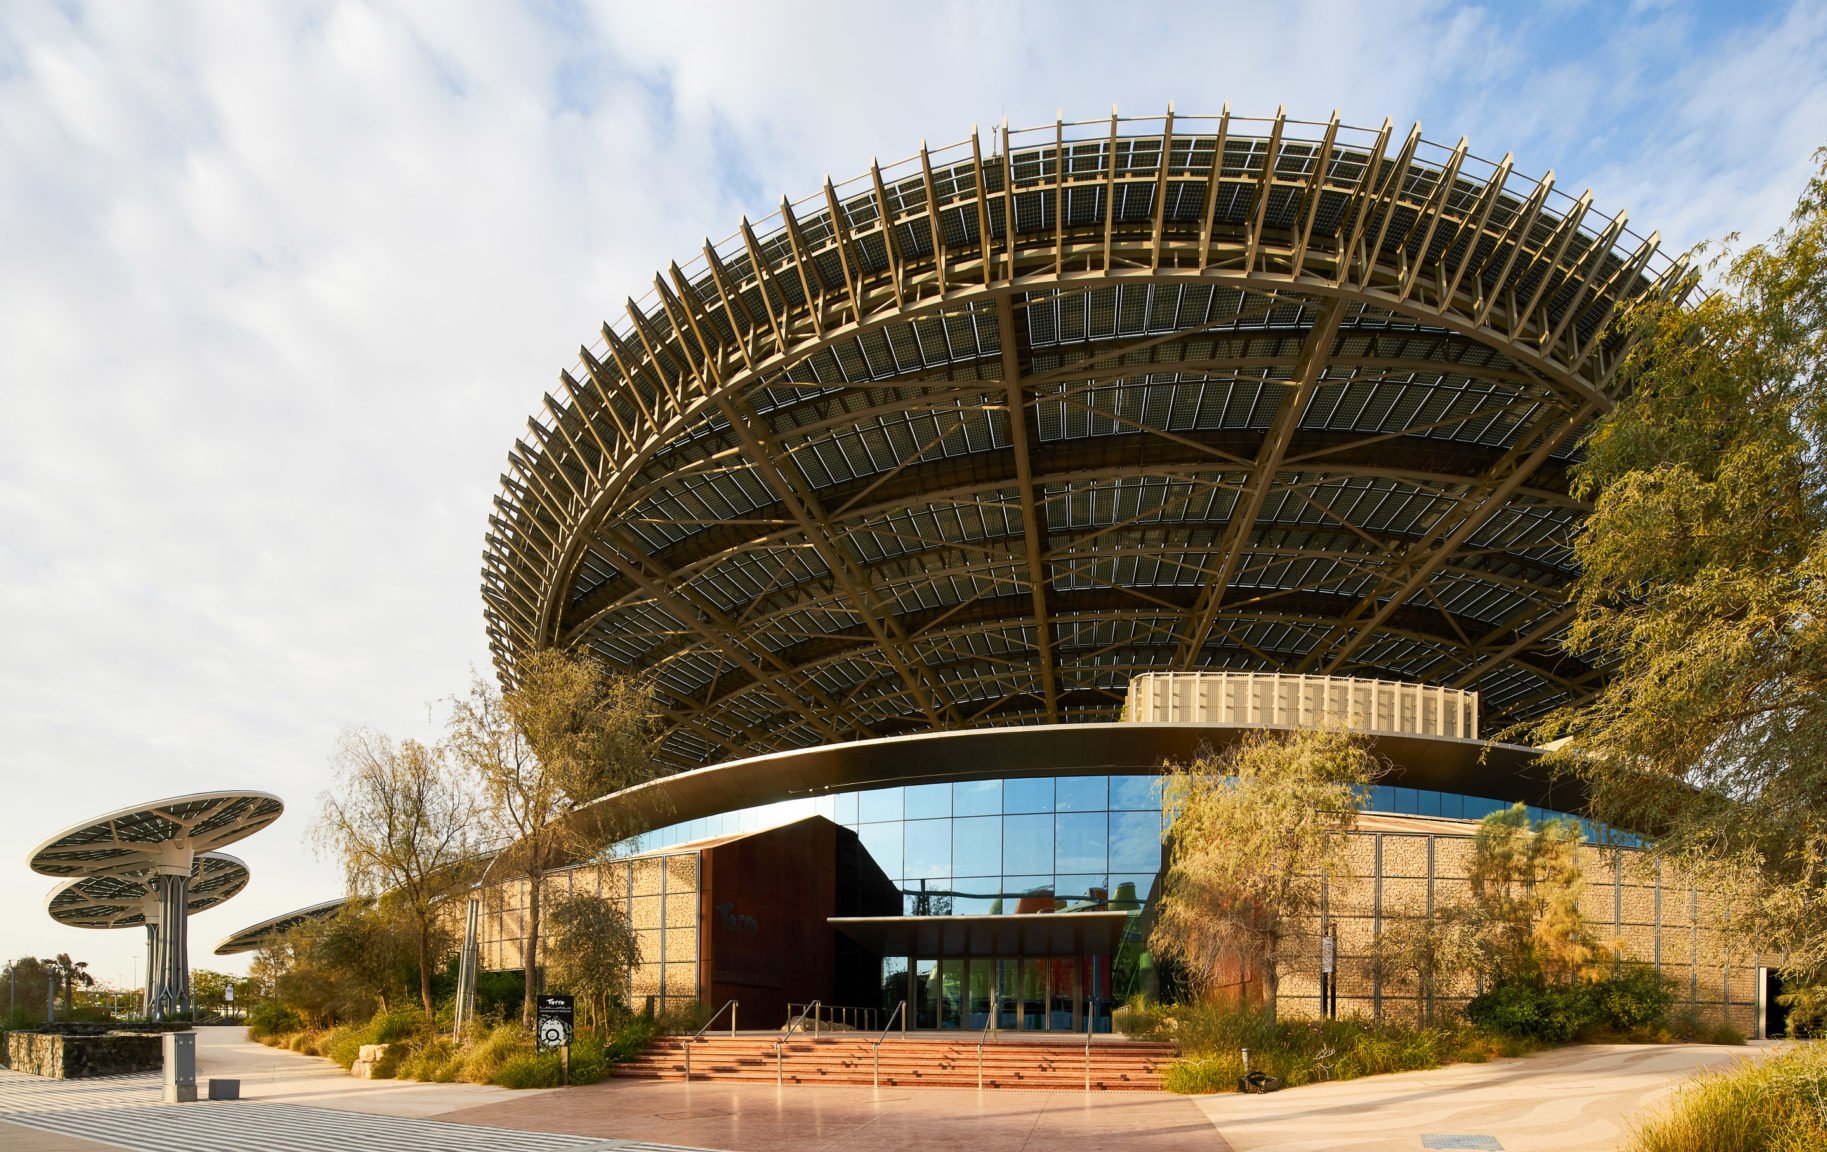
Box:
[3,0,1824,989]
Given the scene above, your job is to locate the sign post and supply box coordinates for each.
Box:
[1320,928,1337,1019]
[224,983,235,1021]
[535,993,575,1083]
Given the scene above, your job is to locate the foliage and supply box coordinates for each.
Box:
[1150,728,1383,1014]
[1467,967,1699,1044]
[246,1000,304,1040]
[315,726,478,1016]
[1533,151,1827,982]
[1630,1043,1827,1152]
[273,903,420,1026]
[2,957,55,1024]
[39,954,93,1018]
[1155,1001,1521,1095]
[1368,912,1484,1025]
[1466,804,1608,984]
[190,970,240,1016]
[1778,980,1827,1038]
[447,651,661,1023]
[542,891,639,1032]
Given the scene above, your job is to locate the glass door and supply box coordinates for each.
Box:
[1049,957,1078,1031]
[937,959,963,1029]
[967,958,993,1030]
[995,958,1018,1030]
[914,958,938,1029]
[1019,958,1047,1029]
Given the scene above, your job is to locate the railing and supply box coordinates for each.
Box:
[682,999,739,1083]
[774,1000,821,1086]
[871,1001,906,1088]
[1083,1005,1097,1093]
[786,1001,878,1031]
[974,1008,996,1090]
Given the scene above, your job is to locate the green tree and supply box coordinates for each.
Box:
[1149,727,1383,1018]
[41,953,92,1018]
[1368,911,1482,1025]
[1535,151,1827,980]
[275,903,416,1026]
[543,890,639,1031]
[447,650,660,1025]
[1466,803,1606,984]
[314,727,479,1015]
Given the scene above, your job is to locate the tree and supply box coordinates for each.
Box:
[42,953,92,1018]
[4,957,53,1026]
[1149,727,1383,1018]
[314,727,479,1015]
[543,890,639,1031]
[447,650,660,1024]
[1368,911,1482,1025]
[1534,151,1827,980]
[275,903,417,1026]
[1465,804,1607,985]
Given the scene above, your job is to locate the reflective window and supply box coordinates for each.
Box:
[1056,811,1107,873]
[904,819,950,879]
[860,786,903,824]
[1109,774,1160,811]
[953,778,1001,817]
[858,821,901,879]
[1056,775,1107,812]
[1004,813,1053,873]
[1110,809,1164,872]
[905,782,951,820]
[1004,777,1054,814]
[953,816,1001,877]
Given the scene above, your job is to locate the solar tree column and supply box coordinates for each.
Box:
[140,897,162,1019]
[151,842,193,1020]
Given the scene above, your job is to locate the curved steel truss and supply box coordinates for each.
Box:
[483,109,1689,770]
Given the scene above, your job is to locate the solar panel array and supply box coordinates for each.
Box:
[482,111,1689,771]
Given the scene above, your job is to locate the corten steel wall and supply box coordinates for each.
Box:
[1275,824,1769,1032]
[479,849,702,1018]
[700,819,841,1029]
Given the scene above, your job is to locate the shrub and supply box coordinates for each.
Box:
[456,1022,528,1085]
[397,1038,462,1083]
[1162,1057,1235,1094]
[1630,1043,1827,1152]
[368,1006,426,1045]
[1664,1009,1747,1046]
[1114,997,1169,1039]
[1588,966,1675,1035]
[1466,981,1587,1043]
[494,1050,564,1089]
[322,1024,365,1069]
[1777,982,1827,1039]
[247,1001,304,1041]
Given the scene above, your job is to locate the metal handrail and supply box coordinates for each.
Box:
[1083,1004,1096,1092]
[974,1007,996,1090]
[774,999,821,1086]
[683,999,739,1083]
[871,1000,905,1088]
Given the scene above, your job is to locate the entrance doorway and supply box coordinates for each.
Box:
[903,953,1109,1031]
[1761,967,1789,1039]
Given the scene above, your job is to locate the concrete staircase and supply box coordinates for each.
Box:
[617,1033,1172,1091]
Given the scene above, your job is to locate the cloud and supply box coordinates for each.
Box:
[0,0,1819,981]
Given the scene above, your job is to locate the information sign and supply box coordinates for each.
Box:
[535,994,574,1052]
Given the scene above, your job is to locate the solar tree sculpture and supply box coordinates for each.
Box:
[29,792,283,1020]
[46,853,251,1016]
[212,897,350,958]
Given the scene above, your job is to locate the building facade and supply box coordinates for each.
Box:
[469,112,1776,1035]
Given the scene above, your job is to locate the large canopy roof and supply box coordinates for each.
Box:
[214,898,350,956]
[484,109,1687,771]
[28,791,284,877]
[46,853,250,929]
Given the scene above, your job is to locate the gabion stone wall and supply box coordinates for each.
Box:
[478,848,701,1018]
[1278,817,1767,1033]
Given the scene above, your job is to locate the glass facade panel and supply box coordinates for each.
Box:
[858,821,902,880]
[905,782,951,820]
[1056,775,1107,812]
[860,786,903,824]
[904,819,950,879]
[1004,814,1053,874]
[1109,774,1160,811]
[953,778,1001,817]
[1110,809,1163,872]
[953,816,1001,877]
[1056,811,1107,873]
[1004,776,1054,814]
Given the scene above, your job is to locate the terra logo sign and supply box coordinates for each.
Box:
[715,902,758,935]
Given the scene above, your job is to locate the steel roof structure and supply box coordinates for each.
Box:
[28,791,284,878]
[214,898,351,956]
[483,109,1689,772]
[46,853,250,930]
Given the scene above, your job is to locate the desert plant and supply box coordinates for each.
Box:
[1630,1043,1827,1152]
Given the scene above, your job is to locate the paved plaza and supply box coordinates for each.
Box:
[0,1028,1781,1151]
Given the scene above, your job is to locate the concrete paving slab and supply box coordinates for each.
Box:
[1192,1041,1782,1152]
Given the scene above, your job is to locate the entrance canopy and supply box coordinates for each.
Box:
[831,911,1133,958]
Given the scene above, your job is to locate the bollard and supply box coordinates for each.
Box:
[207,1079,240,1101]
[162,1033,197,1103]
